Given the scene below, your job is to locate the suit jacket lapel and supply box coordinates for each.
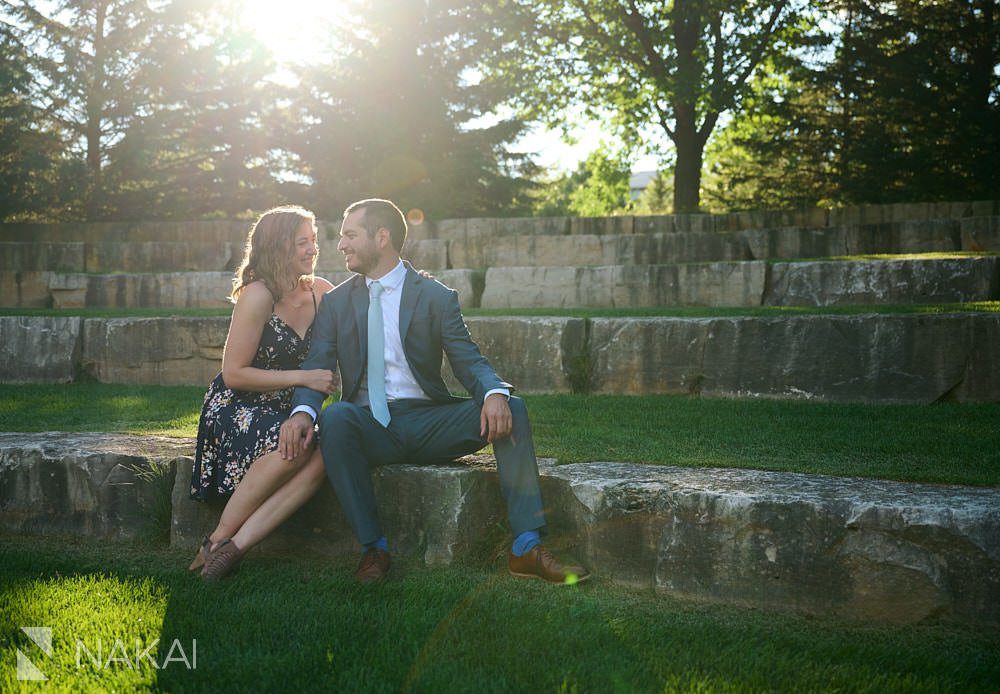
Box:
[350,274,368,357]
[399,262,423,343]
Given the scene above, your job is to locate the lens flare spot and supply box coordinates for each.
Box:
[564,573,579,586]
[407,208,425,225]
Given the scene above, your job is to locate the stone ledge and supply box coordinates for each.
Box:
[2,432,997,626]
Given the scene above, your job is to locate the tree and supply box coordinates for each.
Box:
[287,0,536,221]
[3,0,284,220]
[479,0,806,212]
[705,0,1000,209]
[0,17,71,219]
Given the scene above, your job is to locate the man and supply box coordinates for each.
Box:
[279,198,589,585]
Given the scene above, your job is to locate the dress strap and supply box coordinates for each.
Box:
[310,287,317,314]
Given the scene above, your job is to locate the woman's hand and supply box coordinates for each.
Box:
[299,369,337,394]
[418,269,436,280]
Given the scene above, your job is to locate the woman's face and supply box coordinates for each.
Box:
[289,220,318,278]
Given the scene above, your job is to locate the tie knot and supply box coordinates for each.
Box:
[370,281,384,298]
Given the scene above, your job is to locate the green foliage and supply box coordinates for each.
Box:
[478,0,807,212]
[633,171,673,214]
[532,145,633,216]
[2,537,999,690]
[705,0,1000,210]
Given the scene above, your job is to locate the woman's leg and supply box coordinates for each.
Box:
[208,447,312,546]
[229,449,328,551]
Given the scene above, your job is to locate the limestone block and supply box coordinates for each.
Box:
[434,269,484,307]
[766,257,1000,306]
[81,316,230,385]
[610,262,766,307]
[699,314,999,403]
[0,433,189,540]
[570,216,635,235]
[48,272,88,308]
[84,241,241,273]
[0,270,52,307]
[171,456,505,566]
[442,317,581,394]
[0,242,85,272]
[400,238,449,270]
[480,266,614,308]
[587,317,711,395]
[633,216,676,235]
[69,271,234,308]
[670,215,714,233]
[0,316,81,383]
[432,218,466,241]
[447,219,498,268]
[615,233,751,264]
[541,460,1000,625]
[743,226,850,260]
[960,216,1000,252]
[496,217,570,236]
[970,200,998,217]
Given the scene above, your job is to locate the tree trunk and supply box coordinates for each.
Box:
[671,0,703,213]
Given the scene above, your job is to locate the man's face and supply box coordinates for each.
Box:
[337,209,380,275]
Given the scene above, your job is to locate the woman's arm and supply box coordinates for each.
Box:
[220,282,332,393]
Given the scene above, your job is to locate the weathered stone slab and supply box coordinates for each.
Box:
[541,460,1000,625]
[615,232,751,264]
[481,263,767,309]
[398,238,449,271]
[744,226,852,259]
[84,241,241,273]
[570,216,635,235]
[6,432,998,625]
[0,242,85,271]
[587,314,1000,403]
[443,317,584,394]
[960,217,1000,252]
[0,316,82,383]
[81,317,229,385]
[51,272,235,308]
[765,257,1000,306]
[496,217,570,236]
[0,432,189,540]
[0,270,52,307]
[435,269,484,308]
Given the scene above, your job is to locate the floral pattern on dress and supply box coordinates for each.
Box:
[190,312,314,500]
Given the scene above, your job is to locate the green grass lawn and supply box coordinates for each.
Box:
[1,384,997,486]
[2,301,998,319]
[1,535,996,692]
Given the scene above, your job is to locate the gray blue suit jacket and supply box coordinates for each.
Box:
[291,261,511,415]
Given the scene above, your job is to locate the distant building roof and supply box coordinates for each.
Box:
[629,170,657,199]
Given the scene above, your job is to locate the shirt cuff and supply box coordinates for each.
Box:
[291,404,317,422]
[485,388,510,401]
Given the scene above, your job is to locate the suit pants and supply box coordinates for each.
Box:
[318,396,546,546]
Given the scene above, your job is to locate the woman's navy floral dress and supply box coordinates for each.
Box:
[190,293,315,500]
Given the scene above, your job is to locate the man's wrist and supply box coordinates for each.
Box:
[485,388,510,401]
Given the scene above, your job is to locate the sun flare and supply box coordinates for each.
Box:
[236,0,354,67]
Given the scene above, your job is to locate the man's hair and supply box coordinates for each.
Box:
[344,198,407,253]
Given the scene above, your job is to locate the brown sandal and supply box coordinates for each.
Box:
[188,535,213,572]
[201,539,244,581]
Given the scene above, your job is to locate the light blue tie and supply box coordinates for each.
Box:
[367,281,390,427]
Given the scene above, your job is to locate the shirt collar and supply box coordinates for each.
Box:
[366,260,406,292]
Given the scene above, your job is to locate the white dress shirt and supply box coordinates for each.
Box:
[293,260,507,422]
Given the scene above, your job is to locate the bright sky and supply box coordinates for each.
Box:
[237,0,663,175]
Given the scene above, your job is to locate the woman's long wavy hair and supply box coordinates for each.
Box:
[231,205,317,303]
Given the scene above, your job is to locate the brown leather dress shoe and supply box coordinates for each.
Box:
[355,548,390,584]
[508,545,591,585]
[201,539,244,581]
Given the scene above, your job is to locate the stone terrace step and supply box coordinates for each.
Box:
[2,432,997,625]
[480,256,1000,309]
[4,217,998,277]
[428,201,1000,240]
[0,269,483,309]
[445,217,1000,268]
[4,313,997,403]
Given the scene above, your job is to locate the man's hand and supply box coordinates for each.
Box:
[480,393,512,443]
[279,411,315,461]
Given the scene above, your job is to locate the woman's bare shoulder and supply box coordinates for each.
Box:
[234,281,274,316]
[313,276,336,294]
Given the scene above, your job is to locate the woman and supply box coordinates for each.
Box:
[189,205,335,580]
